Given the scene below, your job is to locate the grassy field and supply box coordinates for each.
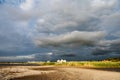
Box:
[0,61,120,68]
[27,61,120,68]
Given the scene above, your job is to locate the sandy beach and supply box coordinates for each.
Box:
[0,66,120,80]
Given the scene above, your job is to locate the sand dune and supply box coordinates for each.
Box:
[0,66,120,80]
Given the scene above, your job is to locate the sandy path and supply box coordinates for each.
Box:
[61,68,120,80]
[0,66,55,80]
[0,66,120,80]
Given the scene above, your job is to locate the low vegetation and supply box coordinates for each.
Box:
[38,58,120,68]
[0,58,120,68]
[39,61,120,68]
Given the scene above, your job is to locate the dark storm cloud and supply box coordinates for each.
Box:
[0,1,38,53]
[0,0,120,61]
[92,48,111,55]
[34,0,120,59]
[92,39,120,55]
[61,54,76,57]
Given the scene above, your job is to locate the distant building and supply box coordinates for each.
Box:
[57,59,66,63]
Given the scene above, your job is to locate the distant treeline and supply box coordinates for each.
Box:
[103,57,120,62]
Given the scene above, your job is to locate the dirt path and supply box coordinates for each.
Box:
[0,66,120,80]
[61,68,120,80]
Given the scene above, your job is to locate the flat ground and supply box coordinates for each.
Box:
[0,66,120,80]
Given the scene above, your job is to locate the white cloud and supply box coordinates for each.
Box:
[47,52,53,55]
[35,31,106,47]
[98,39,120,46]
[20,0,34,11]
[91,0,118,9]
[0,54,35,61]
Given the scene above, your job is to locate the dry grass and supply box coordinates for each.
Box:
[54,61,120,68]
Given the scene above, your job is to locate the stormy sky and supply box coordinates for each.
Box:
[0,0,120,62]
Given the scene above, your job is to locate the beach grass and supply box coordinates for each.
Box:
[37,61,120,68]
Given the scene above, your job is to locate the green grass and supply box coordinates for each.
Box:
[1,61,120,68]
[35,61,120,68]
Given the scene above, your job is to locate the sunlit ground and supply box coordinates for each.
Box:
[0,61,120,80]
